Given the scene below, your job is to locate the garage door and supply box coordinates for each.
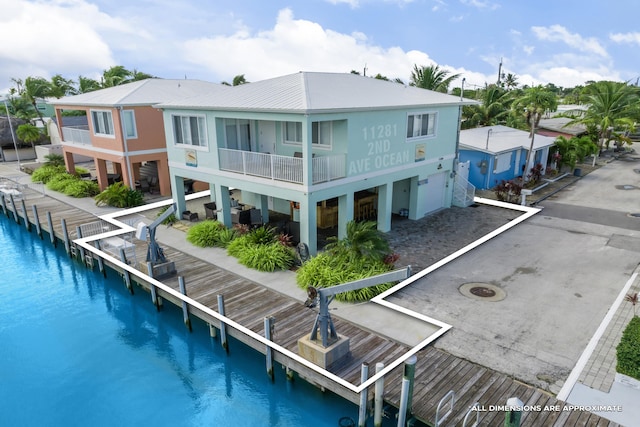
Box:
[424,172,447,215]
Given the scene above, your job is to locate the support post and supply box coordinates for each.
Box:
[403,355,417,420]
[285,367,294,381]
[374,362,385,427]
[9,194,19,223]
[0,193,7,216]
[94,240,106,277]
[504,397,523,427]
[146,262,160,309]
[397,378,410,427]
[264,316,275,381]
[209,323,217,338]
[61,218,70,256]
[46,211,56,247]
[32,205,42,238]
[178,276,192,331]
[358,363,369,427]
[20,199,29,231]
[217,295,228,352]
[76,226,85,262]
[121,250,133,294]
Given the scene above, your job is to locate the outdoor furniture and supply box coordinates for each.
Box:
[231,208,251,225]
[204,202,217,220]
[182,211,199,222]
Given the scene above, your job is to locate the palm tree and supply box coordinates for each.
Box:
[462,85,513,129]
[503,73,519,90]
[50,74,77,97]
[131,69,155,81]
[410,64,461,93]
[222,74,249,86]
[553,136,598,171]
[22,77,53,125]
[101,65,133,87]
[77,76,102,93]
[325,220,390,261]
[16,123,42,149]
[567,81,639,152]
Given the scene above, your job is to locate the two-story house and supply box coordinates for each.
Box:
[53,79,227,195]
[156,72,475,253]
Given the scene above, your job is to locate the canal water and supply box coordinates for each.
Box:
[0,215,358,426]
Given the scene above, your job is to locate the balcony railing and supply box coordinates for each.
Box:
[61,126,92,145]
[218,148,346,185]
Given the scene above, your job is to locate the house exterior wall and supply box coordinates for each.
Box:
[163,103,461,253]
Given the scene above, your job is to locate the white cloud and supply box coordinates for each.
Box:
[182,8,438,83]
[325,0,360,7]
[610,32,640,46]
[459,0,500,10]
[531,25,608,57]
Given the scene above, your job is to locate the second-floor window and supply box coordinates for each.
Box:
[284,121,302,143]
[173,115,207,147]
[91,110,114,136]
[312,121,332,147]
[406,112,437,140]
[122,110,137,139]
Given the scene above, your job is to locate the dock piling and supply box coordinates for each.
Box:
[0,194,7,217]
[9,194,19,223]
[32,205,42,238]
[61,218,70,256]
[20,199,29,231]
[403,355,417,419]
[264,316,275,381]
[374,362,385,427]
[94,241,106,277]
[46,212,56,247]
[146,262,160,308]
[76,226,85,262]
[178,276,192,331]
[358,363,369,427]
[209,323,217,338]
[217,295,228,352]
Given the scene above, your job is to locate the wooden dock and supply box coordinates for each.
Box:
[0,188,620,427]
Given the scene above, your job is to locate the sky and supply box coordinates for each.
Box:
[1,0,639,95]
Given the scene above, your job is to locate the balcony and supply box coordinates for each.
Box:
[218,148,346,185]
[61,126,92,145]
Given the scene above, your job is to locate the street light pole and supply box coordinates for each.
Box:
[2,98,21,168]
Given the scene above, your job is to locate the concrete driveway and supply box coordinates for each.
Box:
[387,155,640,392]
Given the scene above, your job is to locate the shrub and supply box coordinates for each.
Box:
[227,234,252,258]
[94,181,144,208]
[216,227,237,248]
[616,316,640,381]
[244,225,277,245]
[43,153,65,167]
[186,220,225,247]
[31,165,66,184]
[236,242,295,272]
[493,179,522,203]
[46,173,78,192]
[156,206,177,226]
[62,180,100,198]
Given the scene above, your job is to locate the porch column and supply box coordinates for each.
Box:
[95,158,109,191]
[215,184,232,227]
[377,183,392,232]
[258,194,269,223]
[337,193,354,240]
[408,176,419,220]
[63,151,76,176]
[173,175,187,216]
[301,120,312,186]
[299,199,318,255]
[156,157,171,196]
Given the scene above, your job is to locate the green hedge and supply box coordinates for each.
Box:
[616,316,640,380]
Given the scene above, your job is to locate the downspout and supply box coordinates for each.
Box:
[117,106,134,190]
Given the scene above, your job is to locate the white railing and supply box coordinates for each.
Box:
[218,148,346,184]
[453,174,475,207]
[61,126,91,145]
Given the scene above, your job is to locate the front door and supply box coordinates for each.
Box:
[424,172,446,214]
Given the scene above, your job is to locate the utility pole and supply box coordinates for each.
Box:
[497,57,503,85]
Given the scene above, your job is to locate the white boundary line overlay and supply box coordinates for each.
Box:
[71,194,540,394]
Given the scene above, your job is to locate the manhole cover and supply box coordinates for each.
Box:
[459,282,506,302]
[469,286,496,297]
[629,213,640,218]
[616,185,638,190]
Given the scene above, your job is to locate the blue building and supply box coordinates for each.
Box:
[459,125,555,190]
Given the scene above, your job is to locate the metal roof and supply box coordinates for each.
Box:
[156,71,477,113]
[538,117,587,136]
[460,125,556,154]
[53,78,228,107]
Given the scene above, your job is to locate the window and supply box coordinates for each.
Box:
[312,121,332,147]
[494,152,512,174]
[224,119,251,150]
[406,112,437,140]
[284,121,302,143]
[122,110,137,139]
[91,110,114,136]
[173,115,207,147]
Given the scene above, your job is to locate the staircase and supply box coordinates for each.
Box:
[452,174,476,207]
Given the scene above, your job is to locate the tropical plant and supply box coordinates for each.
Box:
[156,206,177,226]
[49,74,77,97]
[31,165,66,183]
[94,181,144,208]
[462,85,513,129]
[77,75,102,93]
[186,220,226,247]
[16,123,42,148]
[236,242,295,272]
[21,77,53,124]
[221,74,249,86]
[567,81,639,152]
[46,173,78,192]
[410,64,461,93]
[325,220,390,262]
[101,65,133,87]
[616,316,640,380]
[43,153,65,167]
[553,136,599,171]
[61,179,100,198]
[503,73,519,90]
[493,179,522,203]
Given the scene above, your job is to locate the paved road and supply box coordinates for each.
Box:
[387,156,640,394]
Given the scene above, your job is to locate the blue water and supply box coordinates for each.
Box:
[0,215,358,426]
